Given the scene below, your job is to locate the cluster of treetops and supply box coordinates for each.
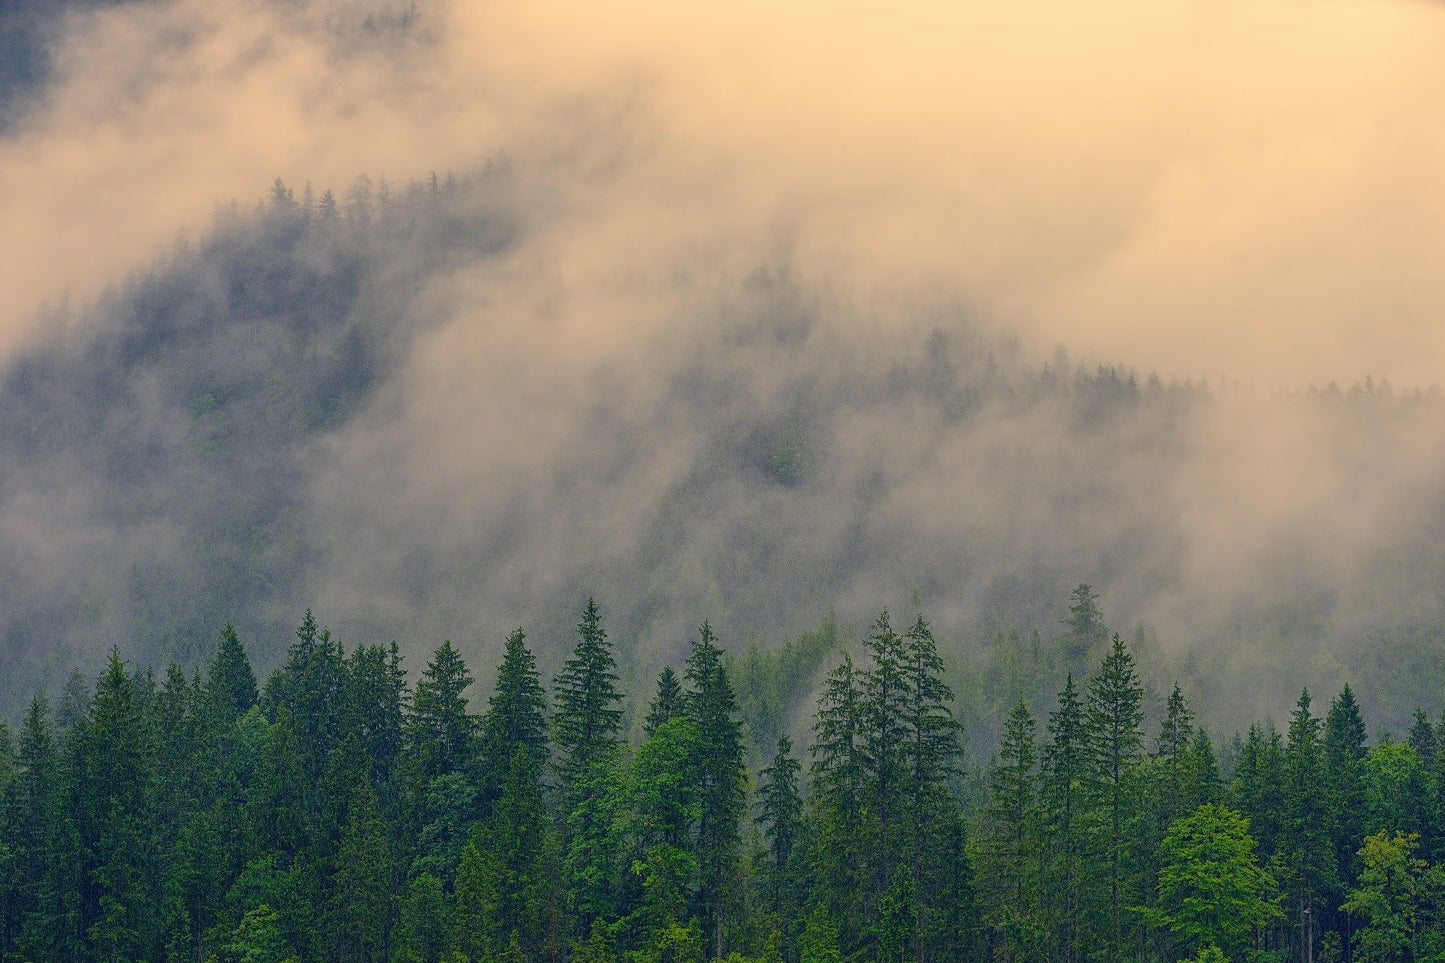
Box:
[4,593,1445,963]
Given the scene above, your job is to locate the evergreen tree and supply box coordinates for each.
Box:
[72,649,158,962]
[208,622,259,722]
[1155,683,1195,818]
[1283,689,1335,963]
[1408,710,1436,765]
[861,611,909,893]
[1061,584,1107,663]
[809,654,865,944]
[1042,674,1085,963]
[983,699,1043,963]
[330,778,393,963]
[756,734,805,929]
[1082,633,1145,963]
[684,621,747,959]
[554,599,624,791]
[645,667,684,738]
[554,599,625,930]
[406,640,477,785]
[1325,684,1370,938]
[482,628,550,800]
[3,692,62,961]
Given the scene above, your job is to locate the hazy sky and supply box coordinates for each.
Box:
[3,0,1444,386]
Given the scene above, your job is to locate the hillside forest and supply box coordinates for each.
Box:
[5,594,1445,963]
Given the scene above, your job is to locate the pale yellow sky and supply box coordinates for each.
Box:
[2,0,1443,385]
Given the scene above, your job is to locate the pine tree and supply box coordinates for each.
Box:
[861,611,909,893]
[1083,633,1145,963]
[900,615,960,963]
[1408,710,1436,764]
[3,692,62,961]
[72,649,158,962]
[684,621,747,959]
[207,622,259,722]
[1325,684,1369,942]
[809,654,865,944]
[645,666,684,738]
[554,599,625,930]
[983,699,1042,962]
[1156,684,1195,818]
[1283,689,1335,961]
[553,599,624,791]
[482,628,550,800]
[1042,675,1085,963]
[406,640,476,785]
[330,778,392,963]
[757,734,805,927]
[1061,584,1107,663]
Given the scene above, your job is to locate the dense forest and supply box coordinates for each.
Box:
[5,594,1445,963]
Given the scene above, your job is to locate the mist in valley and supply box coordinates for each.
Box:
[3,0,1445,745]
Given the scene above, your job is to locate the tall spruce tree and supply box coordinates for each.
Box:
[553,599,624,929]
[900,614,960,963]
[757,734,805,929]
[684,621,747,960]
[407,640,477,785]
[1043,674,1085,963]
[207,622,259,722]
[482,629,550,794]
[810,653,865,943]
[553,599,623,790]
[645,666,685,738]
[1083,633,1145,963]
[1283,689,1334,962]
[861,611,909,894]
[984,699,1042,962]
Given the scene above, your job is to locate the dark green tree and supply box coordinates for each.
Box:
[482,628,550,800]
[756,734,805,931]
[1083,633,1145,963]
[554,599,625,929]
[684,621,747,959]
[1042,675,1086,963]
[406,640,477,786]
[207,622,259,722]
[645,667,685,738]
[982,698,1043,963]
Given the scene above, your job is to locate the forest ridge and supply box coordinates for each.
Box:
[4,593,1444,963]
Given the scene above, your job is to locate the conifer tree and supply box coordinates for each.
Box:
[553,599,623,790]
[1283,689,1335,960]
[3,692,62,960]
[72,649,157,962]
[554,599,624,929]
[645,666,684,738]
[1042,674,1085,963]
[207,622,259,722]
[407,640,476,785]
[861,611,909,891]
[1083,633,1145,963]
[757,734,805,927]
[482,628,549,794]
[809,653,865,942]
[1156,683,1195,817]
[684,621,747,959]
[984,699,1042,962]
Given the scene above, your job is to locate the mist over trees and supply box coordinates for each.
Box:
[1,168,1444,737]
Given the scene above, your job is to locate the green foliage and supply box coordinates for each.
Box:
[1342,831,1426,963]
[15,603,1445,963]
[1143,803,1281,959]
